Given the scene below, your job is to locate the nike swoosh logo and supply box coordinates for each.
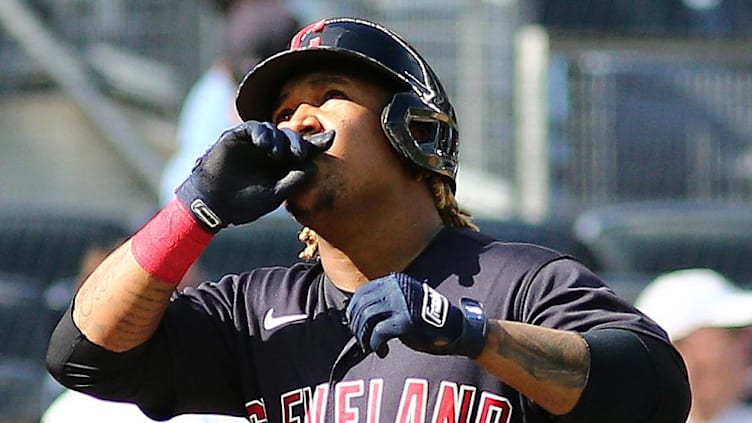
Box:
[263,308,308,331]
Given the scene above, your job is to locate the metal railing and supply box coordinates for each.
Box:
[544,36,752,218]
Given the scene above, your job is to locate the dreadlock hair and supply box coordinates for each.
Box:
[297,172,477,260]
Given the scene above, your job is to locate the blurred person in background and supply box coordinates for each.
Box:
[636,268,752,423]
[159,0,299,205]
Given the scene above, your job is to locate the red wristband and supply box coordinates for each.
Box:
[131,199,213,284]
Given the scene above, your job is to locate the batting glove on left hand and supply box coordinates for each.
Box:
[175,121,334,232]
[346,273,488,359]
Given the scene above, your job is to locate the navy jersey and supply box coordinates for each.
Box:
[98,227,670,422]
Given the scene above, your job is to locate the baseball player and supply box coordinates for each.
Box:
[47,17,690,422]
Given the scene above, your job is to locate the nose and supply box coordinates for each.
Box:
[277,103,323,136]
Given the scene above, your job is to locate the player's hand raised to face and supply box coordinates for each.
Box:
[175,121,334,232]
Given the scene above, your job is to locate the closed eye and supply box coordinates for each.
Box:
[323,89,348,102]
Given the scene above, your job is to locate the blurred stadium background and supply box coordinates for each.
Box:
[2,0,752,421]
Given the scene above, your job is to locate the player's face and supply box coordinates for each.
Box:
[273,71,409,221]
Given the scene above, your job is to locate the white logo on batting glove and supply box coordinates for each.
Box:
[421,283,448,327]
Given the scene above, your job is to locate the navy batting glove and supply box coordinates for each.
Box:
[175,121,334,232]
[346,273,488,359]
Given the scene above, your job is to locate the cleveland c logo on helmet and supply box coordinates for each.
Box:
[236,17,460,187]
[290,19,326,50]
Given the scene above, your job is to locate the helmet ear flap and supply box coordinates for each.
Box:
[381,93,459,184]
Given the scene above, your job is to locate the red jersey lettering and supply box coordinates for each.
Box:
[281,388,307,423]
[305,384,329,423]
[431,381,477,423]
[245,399,268,423]
[367,378,384,423]
[336,380,365,423]
[396,378,428,423]
[475,392,512,423]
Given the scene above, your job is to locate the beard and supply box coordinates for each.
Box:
[285,169,345,223]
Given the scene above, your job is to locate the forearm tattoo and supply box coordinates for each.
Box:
[74,245,175,351]
[494,322,588,389]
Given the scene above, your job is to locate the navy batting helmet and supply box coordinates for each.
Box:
[235,17,459,184]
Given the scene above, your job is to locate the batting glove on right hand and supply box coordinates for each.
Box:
[346,273,488,359]
[175,121,334,232]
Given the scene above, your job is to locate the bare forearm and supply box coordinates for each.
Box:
[73,239,175,352]
[476,320,589,415]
